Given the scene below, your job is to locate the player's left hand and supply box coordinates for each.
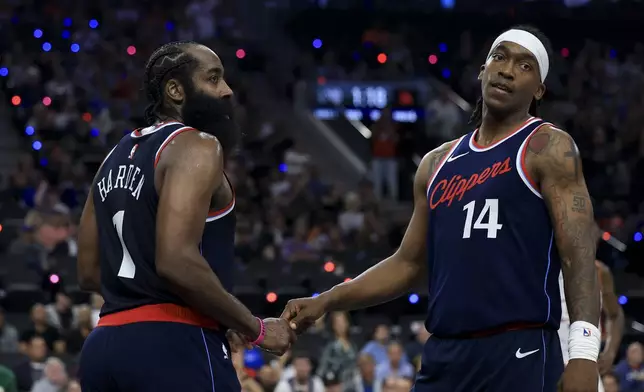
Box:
[560,359,599,392]
[226,329,252,353]
[597,350,617,375]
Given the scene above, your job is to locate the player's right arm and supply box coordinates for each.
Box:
[154,131,262,338]
[281,140,457,331]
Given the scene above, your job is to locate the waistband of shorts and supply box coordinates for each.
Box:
[97,303,220,330]
[434,322,553,339]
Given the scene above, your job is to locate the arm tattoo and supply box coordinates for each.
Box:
[528,127,600,326]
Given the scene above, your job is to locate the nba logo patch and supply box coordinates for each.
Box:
[583,328,591,337]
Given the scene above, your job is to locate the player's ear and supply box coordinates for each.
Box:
[534,83,546,101]
[165,79,184,104]
[478,65,485,80]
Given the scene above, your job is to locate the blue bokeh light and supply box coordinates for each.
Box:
[0,67,8,77]
[312,38,323,49]
[89,19,99,29]
[42,42,52,52]
[32,141,43,151]
[71,43,80,53]
[634,232,643,242]
[442,68,451,79]
[63,18,72,27]
[25,126,35,136]
[33,29,43,38]
[618,295,628,305]
[409,293,419,304]
[40,158,48,167]
[90,128,100,137]
[439,43,448,52]
[165,21,175,31]
[62,30,71,39]
[278,163,288,173]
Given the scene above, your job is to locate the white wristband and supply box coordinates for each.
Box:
[568,321,601,362]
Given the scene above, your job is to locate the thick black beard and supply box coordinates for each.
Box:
[181,84,240,155]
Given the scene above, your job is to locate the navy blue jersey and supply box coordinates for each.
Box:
[93,121,236,316]
[425,117,562,337]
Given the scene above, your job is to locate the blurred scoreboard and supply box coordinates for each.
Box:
[311,80,428,124]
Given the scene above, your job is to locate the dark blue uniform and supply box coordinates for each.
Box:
[414,117,564,392]
[79,121,240,392]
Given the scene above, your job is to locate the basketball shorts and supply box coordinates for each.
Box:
[79,322,240,392]
[412,329,564,392]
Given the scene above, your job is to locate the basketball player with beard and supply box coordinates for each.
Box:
[77,41,295,391]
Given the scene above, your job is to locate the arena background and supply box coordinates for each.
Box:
[0,0,643,391]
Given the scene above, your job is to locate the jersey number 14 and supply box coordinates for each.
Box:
[462,199,503,239]
[113,210,136,279]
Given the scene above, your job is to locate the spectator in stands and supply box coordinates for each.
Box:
[361,324,393,365]
[12,336,47,391]
[19,304,63,354]
[0,306,20,353]
[10,211,68,274]
[317,311,358,392]
[601,372,619,392]
[63,305,93,354]
[258,364,281,392]
[370,107,399,201]
[374,342,414,384]
[337,193,364,239]
[44,293,75,332]
[275,353,325,392]
[613,341,644,391]
[322,373,342,392]
[232,349,263,392]
[425,88,461,145]
[281,216,319,263]
[354,354,377,392]
[404,322,430,371]
[0,365,18,392]
[66,380,81,392]
[380,376,412,392]
[30,357,68,392]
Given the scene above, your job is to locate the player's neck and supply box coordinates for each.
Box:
[478,108,531,145]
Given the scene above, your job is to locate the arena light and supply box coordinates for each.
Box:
[63,18,72,27]
[49,274,60,284]
[127,46,137,56]
[82,112,92,122]
[408,293,419,304]
[25,126,35,136]
[377,53,387,64]
[266,292,277,303]
[634,232,643,242]
[312,293,320,298]
[11,95,21,106]
[34,29,43,38]
[32,141,42,151]
[561,48,570,58]
[609,49,617,59]
[428,54,438,65]
[278,163,287,173]
[312,38,323,49]
[618,295,628,305]
[235,49,246,59]
[71,43,80,53]
[439,43,448,53]
[0,67,8,77]
[324,261,335,273]
[344,277,351,283]
[62,30,70,39]
[440,0,455,9]
[317,76,326,85]
[90,128,100,137]
[442,68,451,79]
[0,224,3,232]
[40,158,48,167]
[602,232,611,241]
[42,42,52,52]
[89,19,99,29]
[42,96,52,106]
[165,21,175,31]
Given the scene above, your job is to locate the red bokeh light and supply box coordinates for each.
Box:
[561,48,570,58]
[377,53,387,64]
[82,112,92,122]
[324,261,335,273]
[11,96,21,106]
[344,278,352,283]
[266,292,278,303]
[428,54,438,64]
[127,45,137,55]
[42,96,52,106]
[235,49,246,59]
[602,232,611,241]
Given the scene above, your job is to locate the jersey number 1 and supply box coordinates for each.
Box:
[462,199,503,239]
[112,210,136,279]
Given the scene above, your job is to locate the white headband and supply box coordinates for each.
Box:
[487,29,549,82]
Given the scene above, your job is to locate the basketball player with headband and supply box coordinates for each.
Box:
[280,25,602,392]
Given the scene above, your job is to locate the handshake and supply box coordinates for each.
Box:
[227,295,328,356]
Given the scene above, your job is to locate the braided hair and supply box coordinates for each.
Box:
[143,41,199,125]
[468,25,553,128]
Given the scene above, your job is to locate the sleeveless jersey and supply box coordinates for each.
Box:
[93,121,236,317]
[425,117,562,337]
